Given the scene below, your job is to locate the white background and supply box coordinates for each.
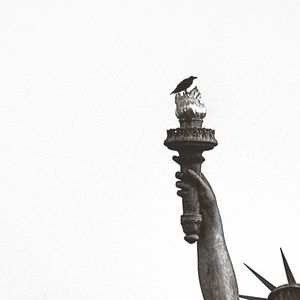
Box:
[1,0,300,299]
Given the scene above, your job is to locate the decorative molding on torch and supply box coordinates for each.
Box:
[165,128,217,151]
[181,213,202,244]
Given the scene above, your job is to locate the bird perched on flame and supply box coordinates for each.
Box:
[170,76,197,95]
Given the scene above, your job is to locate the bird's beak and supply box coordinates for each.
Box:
[194,77,197,79]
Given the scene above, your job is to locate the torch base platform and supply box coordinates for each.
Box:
[164,127,218,152]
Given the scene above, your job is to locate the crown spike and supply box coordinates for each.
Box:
[280,248,296,284]
[239,295,267,300]
[244,263,276,291]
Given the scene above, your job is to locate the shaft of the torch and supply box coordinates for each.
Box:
[180,161,202,214]
[179,157,203,244]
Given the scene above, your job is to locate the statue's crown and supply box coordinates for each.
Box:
[241,249,300,300]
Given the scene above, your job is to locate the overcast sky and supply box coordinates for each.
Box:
[1,0,300,299]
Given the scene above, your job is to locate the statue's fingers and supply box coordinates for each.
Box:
[177,190,187,197]
[176,181,189,190]
[172,155,180,165]
[175,171,184,180]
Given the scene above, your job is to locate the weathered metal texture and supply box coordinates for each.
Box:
[268,284,300,300]
[197,236,239,300]
[164,125,217,243]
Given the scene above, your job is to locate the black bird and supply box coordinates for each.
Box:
[170,76,197,95]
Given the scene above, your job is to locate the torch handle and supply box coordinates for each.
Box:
[179,160,203,244]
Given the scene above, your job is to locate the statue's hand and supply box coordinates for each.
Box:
[176,170,223,244]
[175,170,216,210]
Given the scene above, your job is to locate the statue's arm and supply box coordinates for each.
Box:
[197,203,238,300]
[176,171,239,300]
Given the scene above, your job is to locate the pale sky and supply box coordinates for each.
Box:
[1,0,300,299]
